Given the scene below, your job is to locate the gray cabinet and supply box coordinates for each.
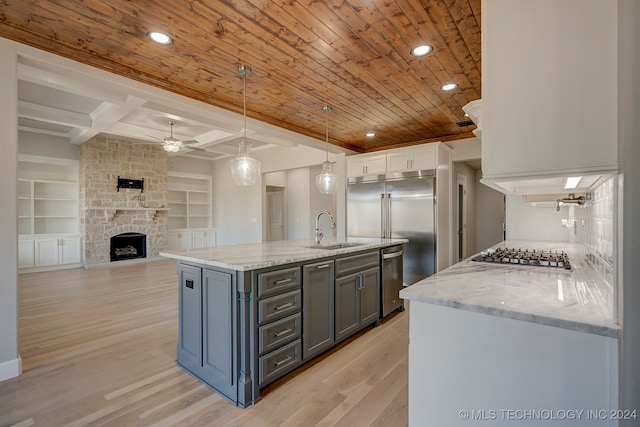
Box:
[173,247,390,407]
[302,260,335,360]
[255,267,302,387]
[334,252,380,343]
[177,264,236,402]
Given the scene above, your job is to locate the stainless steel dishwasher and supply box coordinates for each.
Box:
[380,245,404,317]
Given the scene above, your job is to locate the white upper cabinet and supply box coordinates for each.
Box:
[482,0,619,183]
[347,145,438,178]
[347,154,386,177]
[387,148,436,173]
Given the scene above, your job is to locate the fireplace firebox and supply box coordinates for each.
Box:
[110,232,147,262]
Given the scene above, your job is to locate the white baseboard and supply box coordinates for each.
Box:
[0,356,22,382]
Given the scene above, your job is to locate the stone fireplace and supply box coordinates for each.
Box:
[80,135,168,266]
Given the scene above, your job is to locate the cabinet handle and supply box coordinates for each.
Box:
[274,302,293,311]
[407,160,410,170]
[275,278,292,285]
[358,274,365,290]
[274,328,292,337]
[315,264,329,269]
[274,355,293,367]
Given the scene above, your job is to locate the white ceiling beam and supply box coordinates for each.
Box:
[17,125,69,138]
[18,101,92,128]
[68,96,148,145]
[17,63,128,104]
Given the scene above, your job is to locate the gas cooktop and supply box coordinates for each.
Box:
[471,247,572,271]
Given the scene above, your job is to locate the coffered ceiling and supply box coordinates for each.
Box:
[0,0,481,159]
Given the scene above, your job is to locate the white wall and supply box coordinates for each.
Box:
[475,170,505,251]
[212,144,347,246]
[286,167,311,240]
[309,164,337,240]
[18,131,80,160]
[168,156,214,176]
[452,162,477,260]
[0,38,19,382]
[505,195,569,242]
[446,137,481,162]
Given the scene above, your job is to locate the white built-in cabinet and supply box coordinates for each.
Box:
[18,155,82,271]
[346,154,386,177]
[481,0,619,182]
[167,172,215,250]
[347,144,438,178]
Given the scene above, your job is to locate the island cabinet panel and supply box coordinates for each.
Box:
[176,264,237,403]
[302,260,335,360]
[335,252,380,343]
[178,264,202,368]
[201,269,235,400]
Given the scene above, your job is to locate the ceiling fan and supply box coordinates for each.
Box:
[148,121,206,153]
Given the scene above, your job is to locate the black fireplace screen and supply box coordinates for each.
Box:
[110,232,147,261]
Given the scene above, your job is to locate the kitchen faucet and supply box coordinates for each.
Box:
[314,210,336,245]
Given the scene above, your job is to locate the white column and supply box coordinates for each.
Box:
[0,37,20,381]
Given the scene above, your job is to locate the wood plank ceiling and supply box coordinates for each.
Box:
[0,0,481,153]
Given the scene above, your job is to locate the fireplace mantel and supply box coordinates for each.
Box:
[85,207,169,221]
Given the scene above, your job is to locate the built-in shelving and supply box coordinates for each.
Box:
[168,173,212,230]
[18,157,79,236]
[18,155,82,271]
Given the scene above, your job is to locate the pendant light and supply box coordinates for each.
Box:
[230,65,261,186]
[315,105,338,194]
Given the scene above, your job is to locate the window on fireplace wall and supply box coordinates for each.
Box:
[167,172,212,230]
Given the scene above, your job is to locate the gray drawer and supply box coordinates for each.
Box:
[258,313,301,355]
[335,251,379,277]
[259,339,302,386]
[257,267,301,298]
[258,290,301,324]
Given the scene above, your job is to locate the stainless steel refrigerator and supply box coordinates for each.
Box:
[347,170,436,286]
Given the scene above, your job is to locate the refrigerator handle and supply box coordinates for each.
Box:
[387,193,392,237]
[380,193,386,238]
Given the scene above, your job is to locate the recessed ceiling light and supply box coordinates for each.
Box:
[564,177,582,189]
[365,132,376,137]
[148,31,173,45]
[441,83,457,91]
[410,45,433,57]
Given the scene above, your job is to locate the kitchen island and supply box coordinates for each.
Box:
[160,237,406,407]
[400,240,621,426]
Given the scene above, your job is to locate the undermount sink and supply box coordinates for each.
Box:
[307,242,365,250]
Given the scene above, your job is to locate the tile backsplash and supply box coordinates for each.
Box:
[567,176,616,290]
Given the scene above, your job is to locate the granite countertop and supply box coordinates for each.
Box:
[160,237,407,271]
[400,240,620,338]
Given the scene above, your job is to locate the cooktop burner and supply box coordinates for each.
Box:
[471,247,572,271]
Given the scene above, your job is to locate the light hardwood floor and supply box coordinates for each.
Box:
[1,259,409,427]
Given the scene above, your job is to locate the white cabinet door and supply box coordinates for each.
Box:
[18,239,35,269]
[387,148,436,173]
[411,149,436,171]
[347,157,366,177]
[365,155,386,175]
[347,154,387,177]
[59,237,81,265]
[191,230,216,249]
[35,238,60,267]
[168,231,192,250]
[387,153,413,173]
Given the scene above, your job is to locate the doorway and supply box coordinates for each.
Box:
[457,174,467,262]
[266,185,286,241]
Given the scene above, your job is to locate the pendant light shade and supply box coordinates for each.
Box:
[316,106,338,194]
[230,65,261,186]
